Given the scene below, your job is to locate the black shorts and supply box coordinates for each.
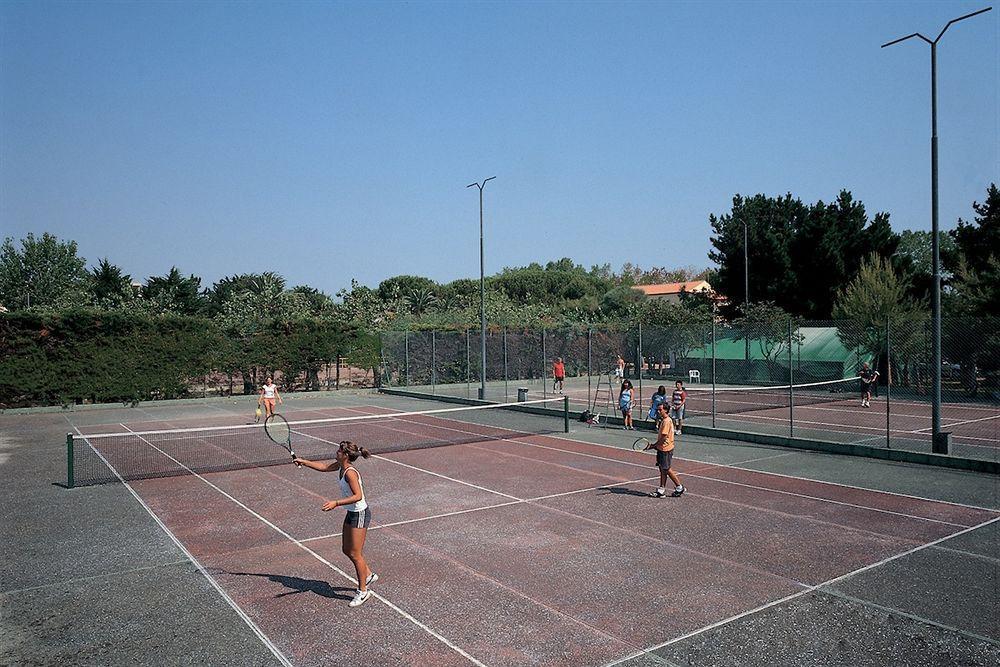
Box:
[344,507,371,529]
[655,449,674,471]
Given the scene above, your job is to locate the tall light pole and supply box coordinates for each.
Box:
[882,6,991,455]
[467,176,496,400]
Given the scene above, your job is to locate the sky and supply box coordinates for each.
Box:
[1,1,997,296]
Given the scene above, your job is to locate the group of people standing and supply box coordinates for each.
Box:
[617,378,687,434]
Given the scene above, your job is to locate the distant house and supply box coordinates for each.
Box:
[632,280,713,304]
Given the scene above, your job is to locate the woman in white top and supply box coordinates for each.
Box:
[295,441,377,608]
[258,377,282,417]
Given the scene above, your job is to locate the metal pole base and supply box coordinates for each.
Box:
[478,387,486,401]
[932,431,951,454]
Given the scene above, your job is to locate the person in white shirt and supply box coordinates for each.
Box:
[295,441,378,608]
[258,377,282,417]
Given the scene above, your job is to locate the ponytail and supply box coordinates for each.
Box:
[339,441,371,462]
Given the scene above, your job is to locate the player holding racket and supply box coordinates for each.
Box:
[295,441,378,608]
[258,377,282,418]
[552,357,566,394]
[859,362,879,408]
[647,403,685,498]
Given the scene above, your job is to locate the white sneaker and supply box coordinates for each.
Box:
[365,572,379,587]
[349,589,372,607]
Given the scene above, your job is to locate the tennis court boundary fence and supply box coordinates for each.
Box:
[378,388,999,476]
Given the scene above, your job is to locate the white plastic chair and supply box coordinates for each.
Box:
[688,369,701,383]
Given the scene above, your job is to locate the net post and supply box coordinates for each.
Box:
[563,394,570,432]
[66,433,74,488]
[788,318,794,437]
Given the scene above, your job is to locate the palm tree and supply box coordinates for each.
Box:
[406,288,438,317]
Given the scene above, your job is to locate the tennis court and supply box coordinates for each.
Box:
[410,375,1000,463]
[3,390,998,666]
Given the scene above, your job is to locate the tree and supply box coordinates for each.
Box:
[833,254,928,386]
[708,191,899,318]
[709,194,802,316]
[946,183,1000,317]
[733,301,802,381]
[405,287,438,317]
[895,230,955,302]
[143,267,205,315]
[789,192,898,319]
[90,258,133,306]
[0,233,90,310]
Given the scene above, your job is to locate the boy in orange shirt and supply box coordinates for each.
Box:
[647,403,685,498]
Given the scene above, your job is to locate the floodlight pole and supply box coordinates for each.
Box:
[882,6,991,454]
[468,176,497,401]
[742,220,749,306]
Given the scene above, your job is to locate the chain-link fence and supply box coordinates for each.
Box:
[382,318,1000,462]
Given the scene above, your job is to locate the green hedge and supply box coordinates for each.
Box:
[0,311,367,407]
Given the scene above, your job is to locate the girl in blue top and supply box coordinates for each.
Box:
[648,385,667,422]
[619,379,635,430]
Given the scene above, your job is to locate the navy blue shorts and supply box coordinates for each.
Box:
[344,507,371,529]
[655,449,674,471]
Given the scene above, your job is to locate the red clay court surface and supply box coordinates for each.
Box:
[74,403,999,666]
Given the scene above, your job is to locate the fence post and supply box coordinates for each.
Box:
[564,394,570,432]
[788,318,794,437]
[542,327,549,399]
[886,316,892,450]
[587,327,593,404]
[503,326,509,402]
[711,316,717,428]
[465,328,471,398]
[404,331,410,387]
[431,330,437,394]
[637,321,643,412]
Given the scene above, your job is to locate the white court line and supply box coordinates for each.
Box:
[66,420,293,667]
[117,425,488,667]
[601,514,1000,666]
[909,412,1000,433]
[349,407,977,528]
[355,401,1000,512]
[709,411,1000,447]
[299,474,661,543]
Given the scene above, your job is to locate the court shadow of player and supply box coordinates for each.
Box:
[597,485,652,498]
[225,570,355,600]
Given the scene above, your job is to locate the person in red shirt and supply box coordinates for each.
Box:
[552,357,566,394]
[669,380,687,434]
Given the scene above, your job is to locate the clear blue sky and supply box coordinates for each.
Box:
[1,1,996,295]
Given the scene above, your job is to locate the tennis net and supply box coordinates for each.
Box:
[66,398,569,488]
[679,377,859,417]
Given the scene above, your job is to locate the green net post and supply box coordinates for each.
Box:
[563,395,570,432]
[66,433,74,488]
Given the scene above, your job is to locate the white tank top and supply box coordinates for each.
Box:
[262,383,277,399]
[338,466,367,512]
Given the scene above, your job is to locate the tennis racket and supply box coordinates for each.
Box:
[632,437,651,451]
[264,414,299,466]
